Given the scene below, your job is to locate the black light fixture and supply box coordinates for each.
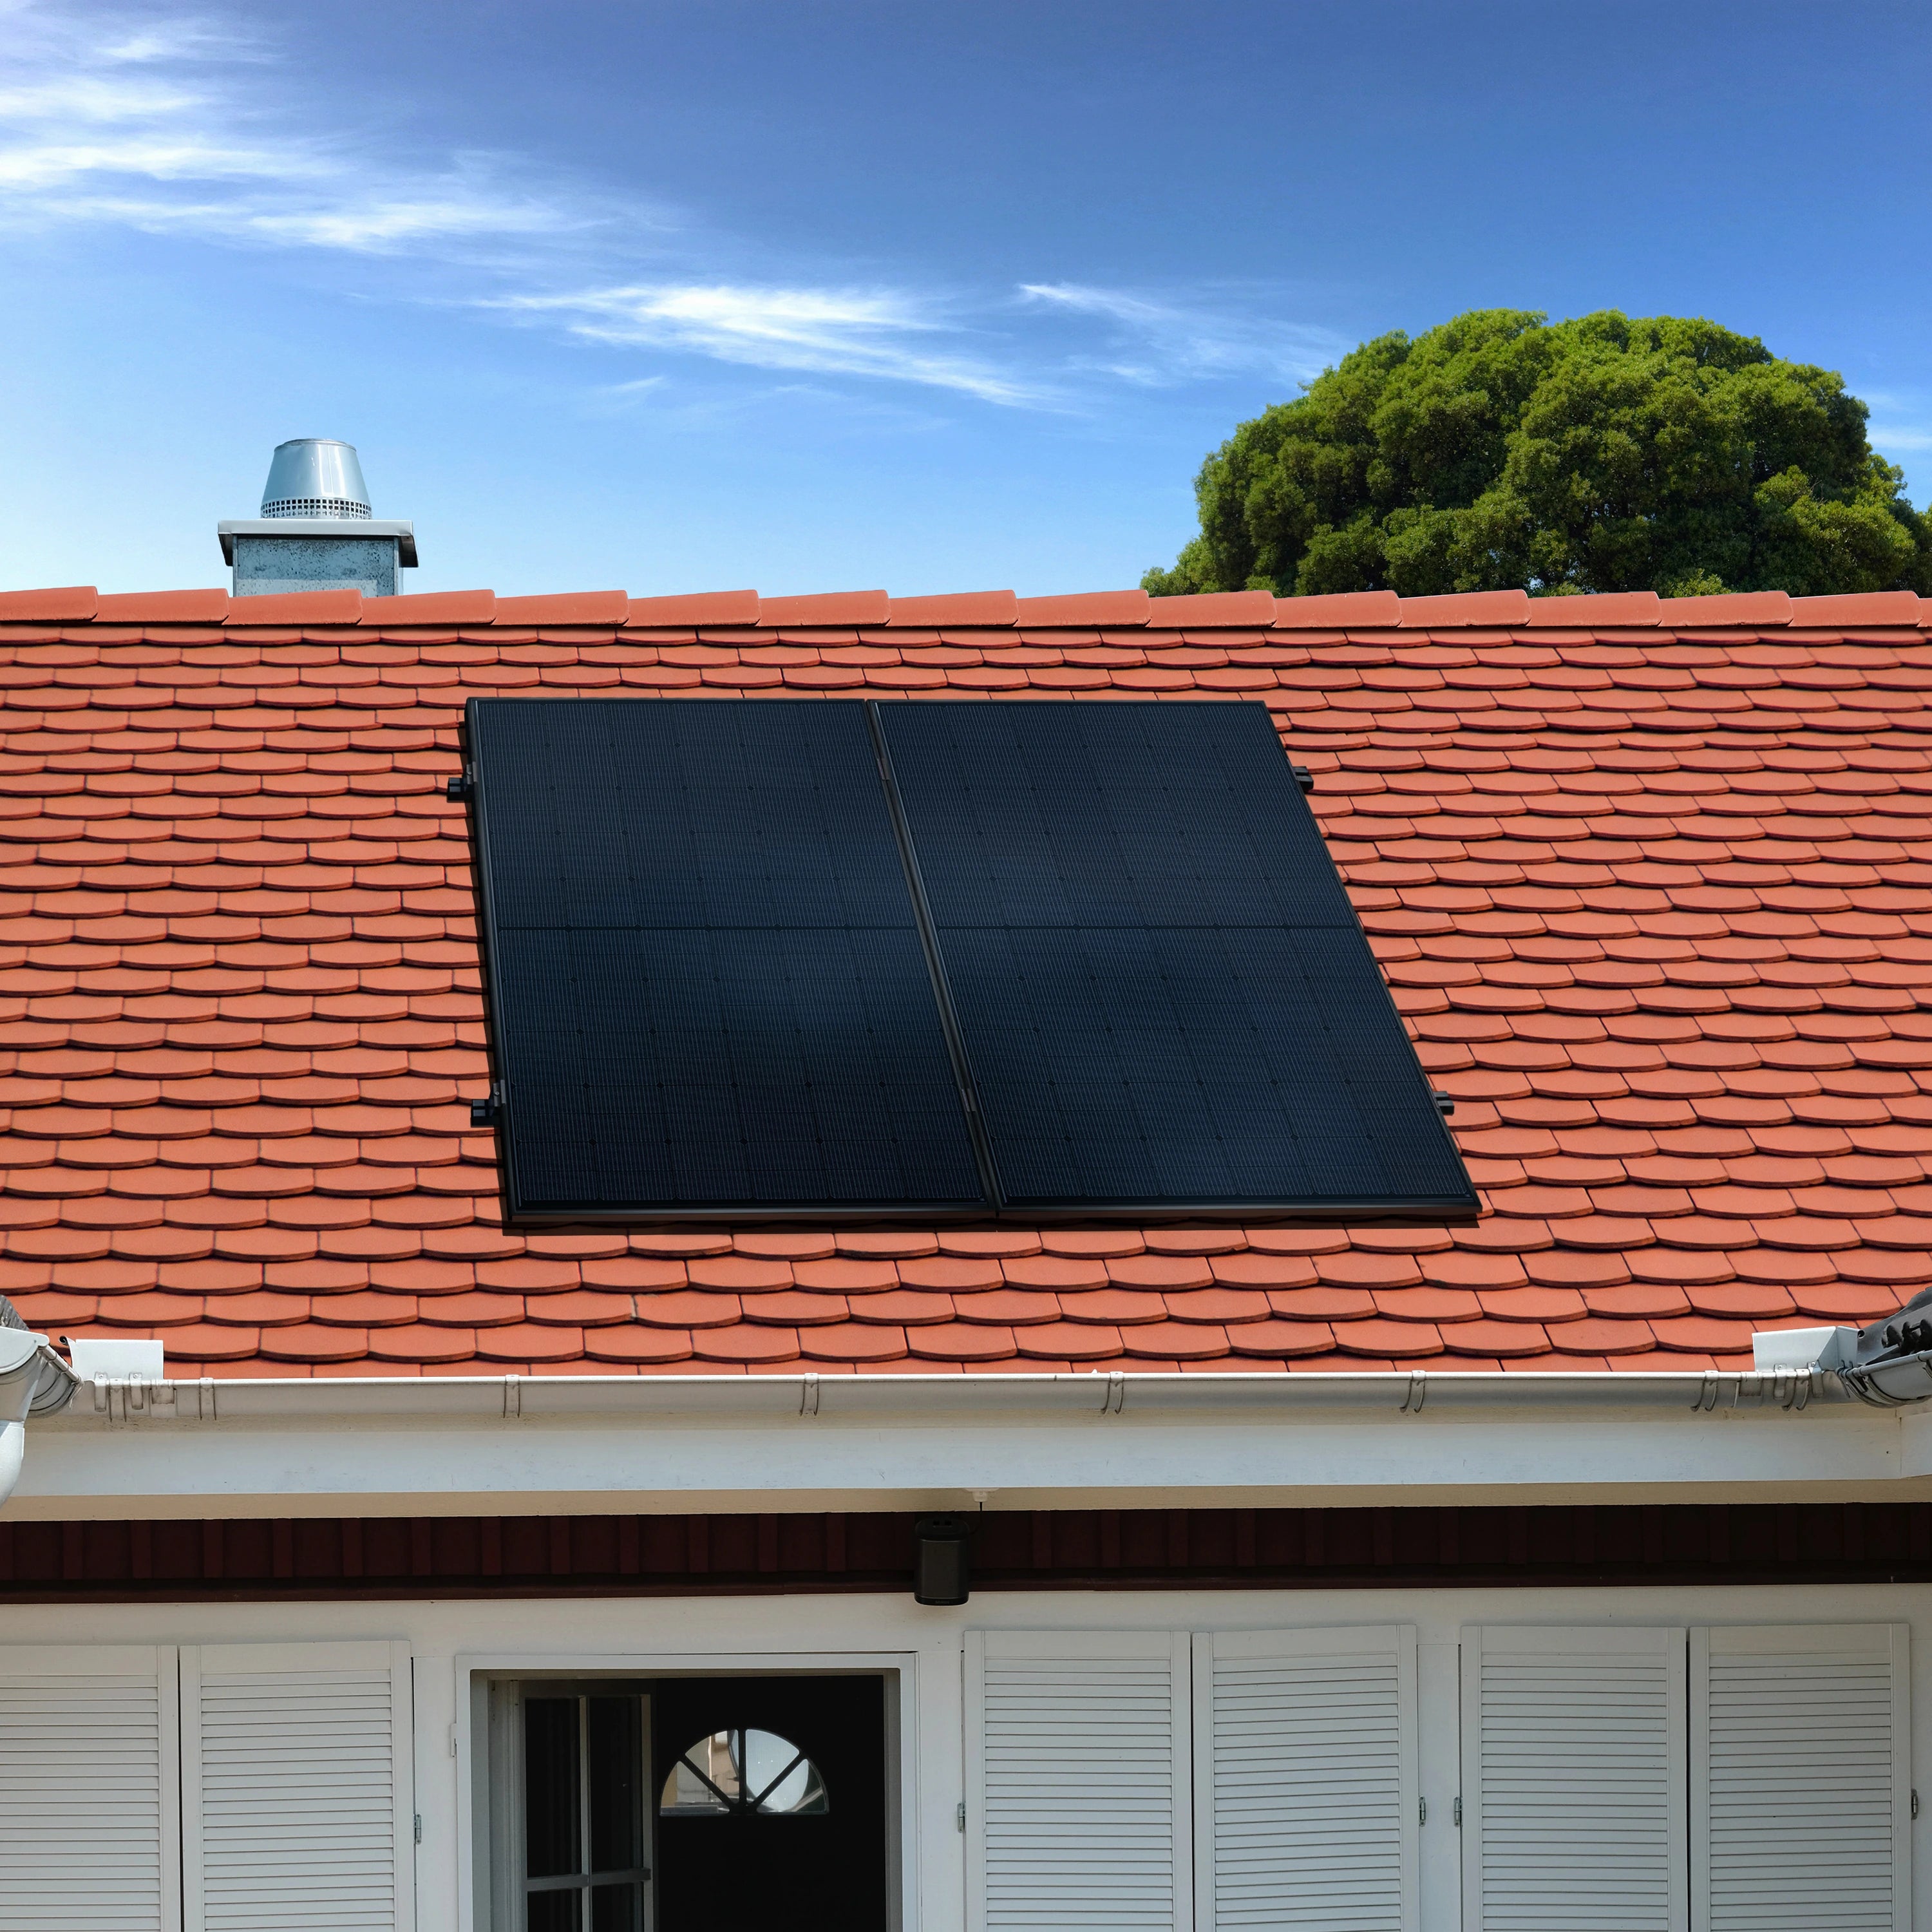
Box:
[913,1516,974,1606]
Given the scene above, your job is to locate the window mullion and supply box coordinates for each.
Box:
[578,1696,591,1932]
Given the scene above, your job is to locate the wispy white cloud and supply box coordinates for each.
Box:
[0,5,1341,413]
[1854,390,1932,466]
[0,4,615,255]
[501,283,1044,406]
[1020,281,1347,386]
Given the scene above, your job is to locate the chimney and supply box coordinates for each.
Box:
[218,439,418,597]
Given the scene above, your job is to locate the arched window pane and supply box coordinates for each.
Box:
[659,1728,828,1816]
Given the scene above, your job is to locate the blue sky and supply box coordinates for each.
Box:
[1,0,1927,599]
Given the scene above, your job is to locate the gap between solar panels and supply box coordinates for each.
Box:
[458,696,1477,1227]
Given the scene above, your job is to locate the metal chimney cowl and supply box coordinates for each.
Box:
[260,438,371,519]
[218,439,418,597]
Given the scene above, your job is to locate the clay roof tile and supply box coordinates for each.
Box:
[19,574,1932,1375]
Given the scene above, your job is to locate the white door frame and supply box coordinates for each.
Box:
[451,1649,921,1932]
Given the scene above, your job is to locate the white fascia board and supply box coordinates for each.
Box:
[10,1369,1911,1520]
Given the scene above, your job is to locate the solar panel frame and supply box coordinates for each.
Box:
[462,696,993,1225]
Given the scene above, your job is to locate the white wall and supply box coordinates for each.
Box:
[3,1578,1927,1932]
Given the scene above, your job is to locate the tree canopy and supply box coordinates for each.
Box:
[1143,309,1931,600]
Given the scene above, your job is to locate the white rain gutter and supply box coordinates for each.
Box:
[44,1365,1849,1424]
[0,1328,81,1505]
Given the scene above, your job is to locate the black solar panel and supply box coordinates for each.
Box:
[880,701,1475,1217]
[467,699,989,1219]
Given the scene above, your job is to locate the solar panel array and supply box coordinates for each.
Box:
[465,696,1476,1224]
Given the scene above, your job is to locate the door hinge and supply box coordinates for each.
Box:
[414,1813,423,1844]
[1914,1788,1920,1821]
[1419,1795,1426,1825]
[956,1801,966,1832]
[1454,1795,1463,1827]
[448,1722,459,1758]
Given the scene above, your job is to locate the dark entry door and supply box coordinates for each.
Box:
[650,1675,887,1932]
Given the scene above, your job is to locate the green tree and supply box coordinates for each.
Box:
[1144,310,1931,600]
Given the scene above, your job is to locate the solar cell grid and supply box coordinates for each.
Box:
[882,699,1356,930]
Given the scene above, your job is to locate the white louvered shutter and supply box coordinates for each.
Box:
[1692,1623,1909,1932]
[1461,1624,1687,1932]
[181,1640,413,1932]
[965,1629,1191,1932]
[1193,1625,1419,1932]
[0,1643,181,1932]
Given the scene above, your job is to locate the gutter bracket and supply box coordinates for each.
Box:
[1102,1372,1126,1416]
[1694,1372,1721,1413]
[799,1373,820,1417]
[91,1376,163,1426]
[502,1374,522,1421]
[1400,1370,1427,1414]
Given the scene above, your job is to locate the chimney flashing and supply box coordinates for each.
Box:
[219,519,418,566]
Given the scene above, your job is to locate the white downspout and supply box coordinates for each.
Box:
[0,1327,80,1507]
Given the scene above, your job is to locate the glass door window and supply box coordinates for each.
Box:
[522,1694,650,1932]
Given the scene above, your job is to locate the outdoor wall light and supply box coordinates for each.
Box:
[913,1516,974,1606]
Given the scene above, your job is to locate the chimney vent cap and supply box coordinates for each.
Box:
[260,438,372,520]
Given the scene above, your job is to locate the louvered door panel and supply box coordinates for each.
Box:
[1692,1624,1909,1932]
[966,1630,1190,1932]
[0,1645,180,1932]
[1462,1625,1687,1932]
[182,1640,413,1932]
[1194,1625,1418,1932]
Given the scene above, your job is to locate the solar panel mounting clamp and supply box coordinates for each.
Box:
[446,766,475,802]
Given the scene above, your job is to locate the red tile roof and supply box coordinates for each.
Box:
[4,582,1931,1379]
